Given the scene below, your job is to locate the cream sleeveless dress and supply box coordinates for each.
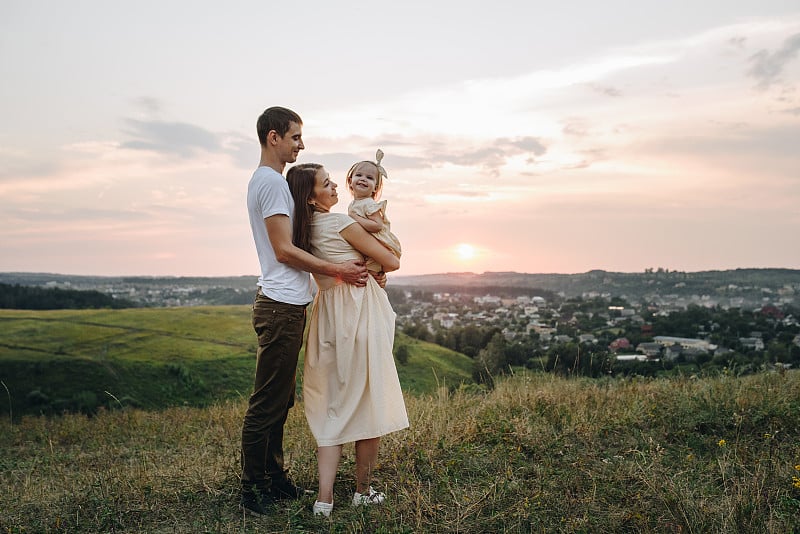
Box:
[303,212,409,446]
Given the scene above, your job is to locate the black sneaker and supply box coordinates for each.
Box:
[271,476,311,501]
[240,489,274,516]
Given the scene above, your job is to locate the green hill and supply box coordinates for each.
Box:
[0,306,473,417]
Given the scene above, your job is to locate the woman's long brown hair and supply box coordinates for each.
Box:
[286,163,323,253]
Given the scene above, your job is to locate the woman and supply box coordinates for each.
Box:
[286,163,409,517]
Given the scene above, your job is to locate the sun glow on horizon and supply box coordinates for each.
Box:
[454,243,477,262]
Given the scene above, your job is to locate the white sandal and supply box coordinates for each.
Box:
[352,486,386,506]
[313,500,333,517]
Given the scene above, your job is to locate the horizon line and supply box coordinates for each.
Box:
[2,267,800,279]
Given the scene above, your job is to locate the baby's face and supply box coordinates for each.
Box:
[348,162,379,199]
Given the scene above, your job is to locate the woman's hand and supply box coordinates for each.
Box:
[371,271,387,288]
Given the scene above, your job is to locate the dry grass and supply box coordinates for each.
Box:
[2,371,799,533]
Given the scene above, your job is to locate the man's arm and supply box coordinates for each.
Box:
[266,215,367,285]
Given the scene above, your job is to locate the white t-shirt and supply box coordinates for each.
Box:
[247,166,312,305]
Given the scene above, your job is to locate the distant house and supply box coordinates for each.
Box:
[502,328,516,341]
[636,342,662,358]
[612,314,644,326]
[740,337,765,351]
[664,344,682,361]
[528,323,556,338]
[629,315,645,325]
[616,354,651,362]
[653,336,716,353]
[609,337,632,352]
[474,294,501,305]
[578,334,597,344]
[539,331,554,341]
[760,305,784,319]
[433,312,458,329]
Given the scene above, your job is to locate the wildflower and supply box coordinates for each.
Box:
[793,476,800,490]
[718,439,726,447]
[795,465,800,471]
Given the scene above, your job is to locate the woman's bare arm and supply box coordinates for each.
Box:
[340,223,400,272]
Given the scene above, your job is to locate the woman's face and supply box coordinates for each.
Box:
[311,167,338,212]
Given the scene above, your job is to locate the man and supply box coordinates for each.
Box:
[241,106,368,516]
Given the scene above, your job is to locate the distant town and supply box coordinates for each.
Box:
[386,269,800,374]
[2,269,799,371]
[393,286,799,365]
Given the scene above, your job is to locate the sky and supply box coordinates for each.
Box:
[1,1,799,277]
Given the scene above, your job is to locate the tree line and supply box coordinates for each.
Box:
[0,283,137,310]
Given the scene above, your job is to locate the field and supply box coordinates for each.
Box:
[2,307,800,532]
[0,307,474,417]
[1,371,799,532]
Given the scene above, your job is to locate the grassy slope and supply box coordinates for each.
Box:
[0,307,472,416]
[1,371,798,532]
[392,332,473,394]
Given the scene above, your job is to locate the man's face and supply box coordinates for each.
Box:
[277,121,304,164]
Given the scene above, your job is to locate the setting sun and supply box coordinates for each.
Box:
[455,243,477,261]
